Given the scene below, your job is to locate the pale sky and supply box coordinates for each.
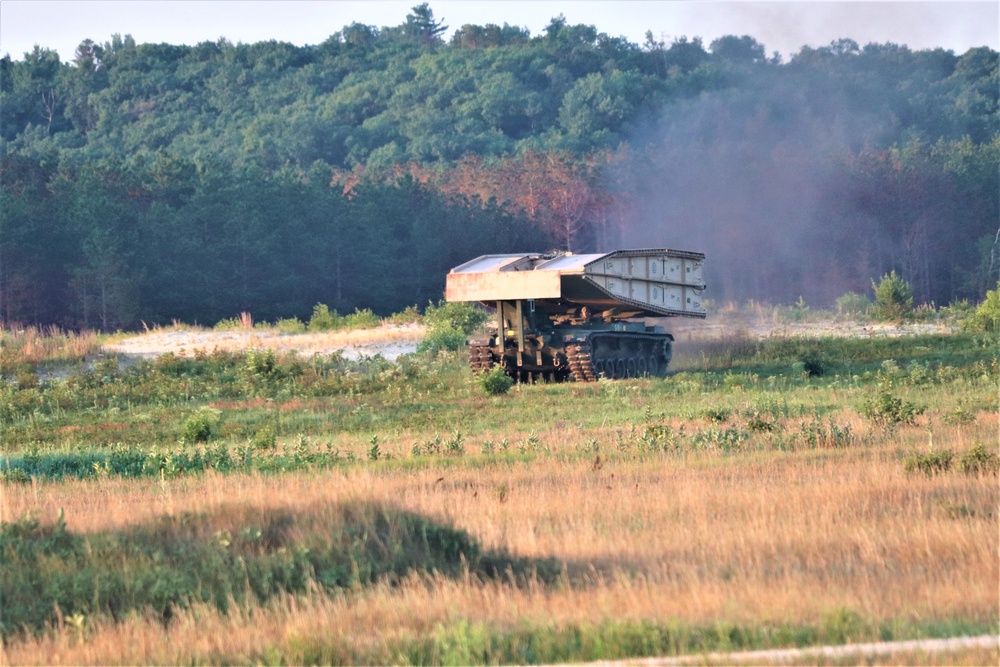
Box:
[1,1,997,64]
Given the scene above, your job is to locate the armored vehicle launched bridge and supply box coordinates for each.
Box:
[446,248,706,382]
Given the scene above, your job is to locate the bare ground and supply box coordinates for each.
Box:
[102,318,955,361]
[102,323,425,361]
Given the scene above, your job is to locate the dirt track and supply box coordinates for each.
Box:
[562,634,999,666]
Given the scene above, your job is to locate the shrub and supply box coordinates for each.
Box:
[387,305,422,325]
[417,326,466,354]
[904,449,954,476]
[243,348,277,383]
[343,308,381,330]
[424,300,489,336]
[701,407,731,423]
[871,271,913,321]
[275,317,307,333]
[308,303,341,332]
[798,350,825,377]
[1,468,32,484]
[836,292,871,318]
[777,296,811,322]
[745,412,776,432]
[250,424,277,451]
[942,405,976,425]
[963,281,1000,333]
[860,385,924,427]
[959,443,998,475]
[181,408,219,444]
[939,298,974,325]
[479,365,514,395]
[213,317,242,331]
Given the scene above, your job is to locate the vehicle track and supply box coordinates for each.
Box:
[551,634,999,666]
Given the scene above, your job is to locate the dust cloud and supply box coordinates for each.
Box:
[616,65,896,307]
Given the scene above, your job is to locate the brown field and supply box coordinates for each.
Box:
[4,416,997,664]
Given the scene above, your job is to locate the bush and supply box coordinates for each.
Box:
[243,348,277,384]
[343,308,381,330]
[424,300,489,336]
[479,365,514,395]
[963,282,1000,333]
[387,305,422,325]
[701,407,731,423]
[959,443,998,475]
[417,326,466,354]
[797,350,825,377]
[308,303,341,332]
[871,271,914,321]
[860,385,924,427]
[181,408,219,444]
[250,424,277,451]
[275,317,307,333]
[904,449,954,476]
[213,317,242,331]
[939,298,974,324]
[836,292,871,318]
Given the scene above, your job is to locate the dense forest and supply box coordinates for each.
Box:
[2,5,998,329]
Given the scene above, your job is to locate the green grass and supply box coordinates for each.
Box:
[236,615,999,666]
[1,332,996,479]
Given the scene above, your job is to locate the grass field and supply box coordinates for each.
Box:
[1,323,997,664]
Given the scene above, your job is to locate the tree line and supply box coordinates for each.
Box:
[1,4,997,328]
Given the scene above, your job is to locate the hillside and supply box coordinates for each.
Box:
[1,5,998,328]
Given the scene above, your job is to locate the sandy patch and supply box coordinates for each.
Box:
[103,324,425,361]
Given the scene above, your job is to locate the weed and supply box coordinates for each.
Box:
[446,430,465,456]
[692,427,748,452]
[745,412,776,433]
[1,467,32,484]
[701,407,731,423]
[494,482,509,503]
[798,419,855,449]
[942,405,977,425]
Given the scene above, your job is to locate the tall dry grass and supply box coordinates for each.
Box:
[4,438,996,664]
[0,324,102,368]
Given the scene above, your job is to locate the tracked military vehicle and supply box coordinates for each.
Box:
[445,249,706,382]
